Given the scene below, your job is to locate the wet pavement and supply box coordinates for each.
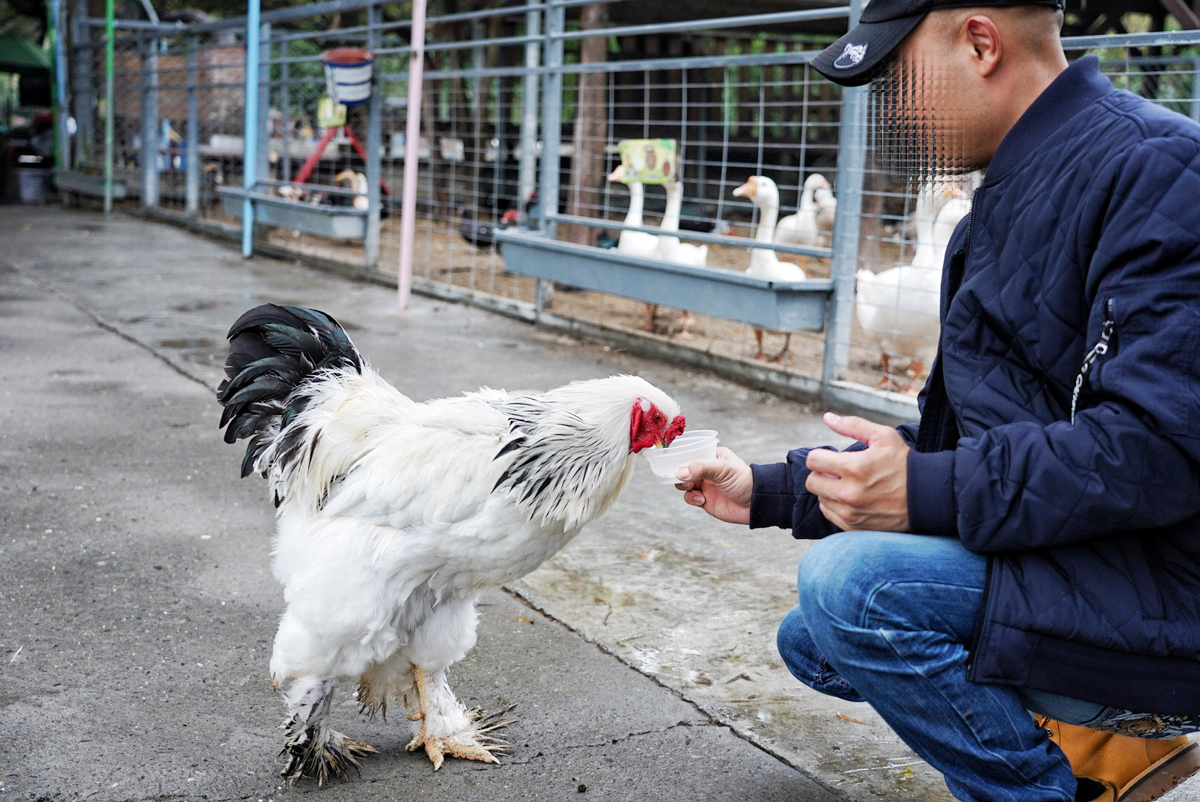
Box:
[1,206,1195,802]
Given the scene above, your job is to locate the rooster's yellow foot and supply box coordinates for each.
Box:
[407,734,502,770]
[405,707,513,770]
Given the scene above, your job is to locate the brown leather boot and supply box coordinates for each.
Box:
[1038,716,1200,802]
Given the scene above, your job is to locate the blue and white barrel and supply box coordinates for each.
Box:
[322,48,374,107]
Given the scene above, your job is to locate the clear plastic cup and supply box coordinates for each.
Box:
[642,431,719,484]
[671,429,718,443]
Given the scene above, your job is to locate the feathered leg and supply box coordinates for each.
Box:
[279,676,377,785]
[404,665,510,770]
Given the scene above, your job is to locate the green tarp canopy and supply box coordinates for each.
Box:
[0,34,50,77]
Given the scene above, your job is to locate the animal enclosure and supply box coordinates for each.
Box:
[58,0,1200,414]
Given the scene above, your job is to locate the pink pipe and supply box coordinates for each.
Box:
[397,0,427,309]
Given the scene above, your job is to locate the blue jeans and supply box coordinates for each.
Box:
[778,531,1083,802]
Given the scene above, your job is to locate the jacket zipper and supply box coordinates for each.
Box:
[945,190,978,439]
[966,557,993,674]
[958,190,983,667]
[1070,298,1115,424]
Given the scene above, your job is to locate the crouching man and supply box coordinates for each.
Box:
[676,0,1200,798]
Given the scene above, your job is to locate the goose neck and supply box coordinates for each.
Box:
[625,181,644,226]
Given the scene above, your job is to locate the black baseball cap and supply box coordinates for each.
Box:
[811,0,1064,86]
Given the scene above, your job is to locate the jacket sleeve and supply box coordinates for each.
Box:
[910,136,1200,552]
[750,423,920,538]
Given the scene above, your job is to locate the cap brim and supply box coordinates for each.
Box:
[811,13,925,87]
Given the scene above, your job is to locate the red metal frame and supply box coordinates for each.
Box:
[291,125,392,196]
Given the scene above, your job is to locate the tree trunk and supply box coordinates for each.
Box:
[566,3,609,246]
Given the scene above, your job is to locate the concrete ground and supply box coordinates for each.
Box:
[0,206,1195,802]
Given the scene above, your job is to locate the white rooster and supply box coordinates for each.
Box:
[217,305,685,783]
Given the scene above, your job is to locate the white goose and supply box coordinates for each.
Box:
[732,175,807,361]
[606,164,659,258]
[654,180,708,267]
[774,173,833,261]
[814,185,837,245]
[856,184,971,394]
[646,180,707,337]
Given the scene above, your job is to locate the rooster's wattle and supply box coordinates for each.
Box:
[216,304,684,782]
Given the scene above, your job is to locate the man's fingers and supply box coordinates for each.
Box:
[818,500,849,531]
[675,448,738,484]
[822,411,895,446]
[804,447,845,476]
[804,468,833,500]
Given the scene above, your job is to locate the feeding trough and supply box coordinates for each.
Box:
[495,229,833,333]
[217,184,368,240]
[55,169,129,200]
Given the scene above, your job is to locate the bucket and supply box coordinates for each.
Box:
[322,48,374,107]
[16,168,50,204]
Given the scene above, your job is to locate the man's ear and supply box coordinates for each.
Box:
[963,15,1002,77]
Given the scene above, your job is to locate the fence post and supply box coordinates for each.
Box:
[1191,57,1200,122]
[70,0,93,169]
[397,0,428,309]
[185,33,200,216]
[534,0,565,316]
[102,0,114,212]
[241,0,261,258]
[279,40,291,184]
[50,0,70,174]
[257,24,271,190]
[365,4,383,270]
[821,0,868,391]
[140,32,160,210]
[538,0,564,241]
[518,2,541,213]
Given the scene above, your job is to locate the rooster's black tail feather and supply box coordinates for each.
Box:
[217,304,363,478]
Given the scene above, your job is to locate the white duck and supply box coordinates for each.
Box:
[856,184,971,394]
[646,179,707,337]
[732,175,807,361]
[606,164,659,258]
[774,174,833,264]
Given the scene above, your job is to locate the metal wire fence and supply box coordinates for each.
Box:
[58,1,1200,414]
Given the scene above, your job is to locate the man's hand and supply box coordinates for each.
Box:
[674,447,753,525]
[805,412,911,532]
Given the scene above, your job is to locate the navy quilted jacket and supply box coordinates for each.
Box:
[751,56,1200,714]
